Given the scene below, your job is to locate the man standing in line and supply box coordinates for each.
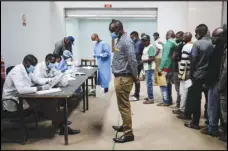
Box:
[157,30,177,106]
[53,36,75,56]
[218,25,227,144]
[109,19,138,143]
[153,32,163,86]
[200,27,226,136]
[130,31,144,101]
[172,31,184,108]
[173,32,193,115]
[184,24,214,129]
[91,33,111,93]
[141,35,156,104]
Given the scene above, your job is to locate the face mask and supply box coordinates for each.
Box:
[111,32,119,39]
[92,41,97,44]
[176,39,182,43]
[48,63,56,69]
[26,65,35,73]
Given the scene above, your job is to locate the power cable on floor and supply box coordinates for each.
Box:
[111,113,120,150]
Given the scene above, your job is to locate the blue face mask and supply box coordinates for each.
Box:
[48,63,56,69]
[26,65,35,73]
[111,32,119,39]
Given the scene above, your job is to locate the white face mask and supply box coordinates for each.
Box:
[92,41,97,44]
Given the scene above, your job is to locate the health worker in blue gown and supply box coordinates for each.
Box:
[91,33,111,93]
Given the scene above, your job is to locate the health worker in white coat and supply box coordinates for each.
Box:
[2,54,80,135]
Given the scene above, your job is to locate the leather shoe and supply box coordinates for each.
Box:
[59,127,81,135]
[112,125,124,132]
[113,135,134,143]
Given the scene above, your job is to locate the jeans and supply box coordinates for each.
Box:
[145,70,154,100]
[208,86,220,132]
[166,72,173,105]
[159,72,170,104]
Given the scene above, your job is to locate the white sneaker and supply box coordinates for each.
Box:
[130,96,139,101]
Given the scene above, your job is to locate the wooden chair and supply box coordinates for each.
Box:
[80,59,98,89]
[1,66,38,145]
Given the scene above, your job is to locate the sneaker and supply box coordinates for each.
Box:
[130,96,139,101]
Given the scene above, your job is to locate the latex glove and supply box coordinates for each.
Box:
[41,84,51,90]
[99,54,104,57]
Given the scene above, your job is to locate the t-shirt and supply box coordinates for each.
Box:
[154,39,163,58]
[142,44,155,70]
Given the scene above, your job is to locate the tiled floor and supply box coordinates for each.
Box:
[1,81,226,150]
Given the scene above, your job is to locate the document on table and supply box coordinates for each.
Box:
[36,88,62,94]
[185,79,192,88]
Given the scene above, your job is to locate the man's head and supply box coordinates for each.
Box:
[153,32,159,41]
[45,54,56,69]
[54,54,62,63]
[183,32,192,43]
[141,33,146,39]
[91,33,100,43]
[23,54,38,73]
[211,27,224,45]
[130,31,139,42]
[166,30,175,40]
[175,31,184,43]
[195,24,208,40]
[109,19,124,39]
[64,36,75,45]
[141,35,151,47]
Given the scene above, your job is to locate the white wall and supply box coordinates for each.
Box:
[1,2,52,67]
[1,1,223,67]
[56,1,222,42]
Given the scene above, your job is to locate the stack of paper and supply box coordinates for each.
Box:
[36,88,62,94]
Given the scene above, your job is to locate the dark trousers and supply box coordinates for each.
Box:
[166,72,173,105]
[27,98,78,125]
[134,65,142,98]
[173,72,181,106]
[185,79,204,125]
[203,87,209,118]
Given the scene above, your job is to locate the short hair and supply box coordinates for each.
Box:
[153,32,159,37]
[45,53,55,61]
[176,31,184,37]
[53,54,61,59]
[195,24,208,37]
[109,19,123,30]
[130,31,139,36]
[23,54,37,66]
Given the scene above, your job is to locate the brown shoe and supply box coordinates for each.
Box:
[172,109,183,114]
[143,100,154,104]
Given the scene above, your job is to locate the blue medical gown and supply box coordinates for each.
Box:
[55,56,68,72]
[93,41,111,89]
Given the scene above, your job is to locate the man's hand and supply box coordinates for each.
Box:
[41,84,51,90]
[158,72,162,76]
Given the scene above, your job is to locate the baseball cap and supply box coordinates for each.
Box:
[141,35,150,41]
[67,36,75,45]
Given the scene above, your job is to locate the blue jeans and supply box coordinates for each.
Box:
[145,70,154,100]
[160,72,169,104]
[208,86,220,132]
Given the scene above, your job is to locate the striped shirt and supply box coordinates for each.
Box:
[178,42,193,80]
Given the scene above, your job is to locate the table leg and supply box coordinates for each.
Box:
[19,98,28,144]
[95,71,97,97]
[63,98,68,145]
[86,79,89,110]
[82,83,86,112]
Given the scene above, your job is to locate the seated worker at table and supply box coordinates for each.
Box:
[91,33,111,93]
[54,54,68,72]
[14,54,80,135]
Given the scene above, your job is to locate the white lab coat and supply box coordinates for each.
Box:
[34,61,68,87]
[2,64,48,112]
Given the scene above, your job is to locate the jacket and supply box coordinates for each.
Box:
[218,44,227,92]
[159,39,177,72]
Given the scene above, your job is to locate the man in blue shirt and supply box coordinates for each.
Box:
[130,31,144,101]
